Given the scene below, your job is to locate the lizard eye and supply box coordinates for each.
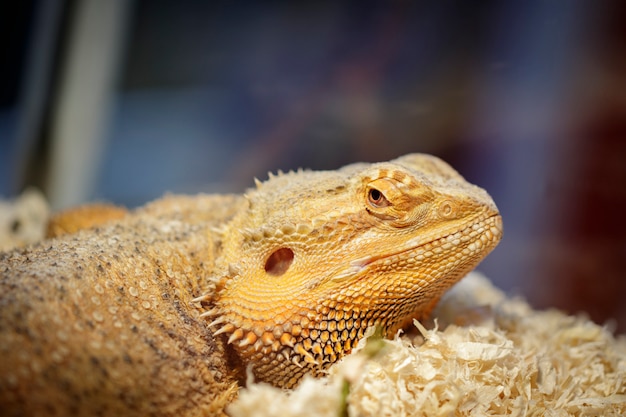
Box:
[367,188,390,208]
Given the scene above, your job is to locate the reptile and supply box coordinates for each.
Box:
[0,153,502,416]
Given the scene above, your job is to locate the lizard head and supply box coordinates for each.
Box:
[205,153,502,388]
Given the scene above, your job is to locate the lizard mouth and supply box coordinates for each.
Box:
[334,213,502,280]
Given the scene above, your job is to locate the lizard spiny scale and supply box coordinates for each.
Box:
[227,328,244,344]
[199,308,226,318]
[191,293,212,303]
[209,153,502,388]
[213,323,236,336]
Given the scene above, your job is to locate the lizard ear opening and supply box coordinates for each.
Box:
[265,248,294,276]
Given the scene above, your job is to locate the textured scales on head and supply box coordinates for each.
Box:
[200,153,503,388]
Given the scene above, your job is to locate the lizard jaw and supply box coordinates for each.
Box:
[333,212,503,282]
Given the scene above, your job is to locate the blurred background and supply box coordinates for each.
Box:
[1,1,625,331]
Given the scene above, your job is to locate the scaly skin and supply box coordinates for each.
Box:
[0,195,244,417]
[0,154,501,415]
[202,153,502,388]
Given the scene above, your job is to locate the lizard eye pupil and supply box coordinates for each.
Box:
[265,248,294,276]
[370,189,381,201]
[367,188,389,208]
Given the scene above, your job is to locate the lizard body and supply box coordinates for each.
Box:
[0,194,244,416]
[0,154,501,415]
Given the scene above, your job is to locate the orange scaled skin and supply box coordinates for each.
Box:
[205,154,502,388]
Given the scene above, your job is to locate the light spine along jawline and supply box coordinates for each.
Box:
[199,153,503,389]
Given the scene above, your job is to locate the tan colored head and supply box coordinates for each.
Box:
[205,153,502,388]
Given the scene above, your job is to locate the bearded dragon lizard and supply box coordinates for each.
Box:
[0,154,501,416]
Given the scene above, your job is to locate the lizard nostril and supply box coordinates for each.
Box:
[264,248,294,276]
